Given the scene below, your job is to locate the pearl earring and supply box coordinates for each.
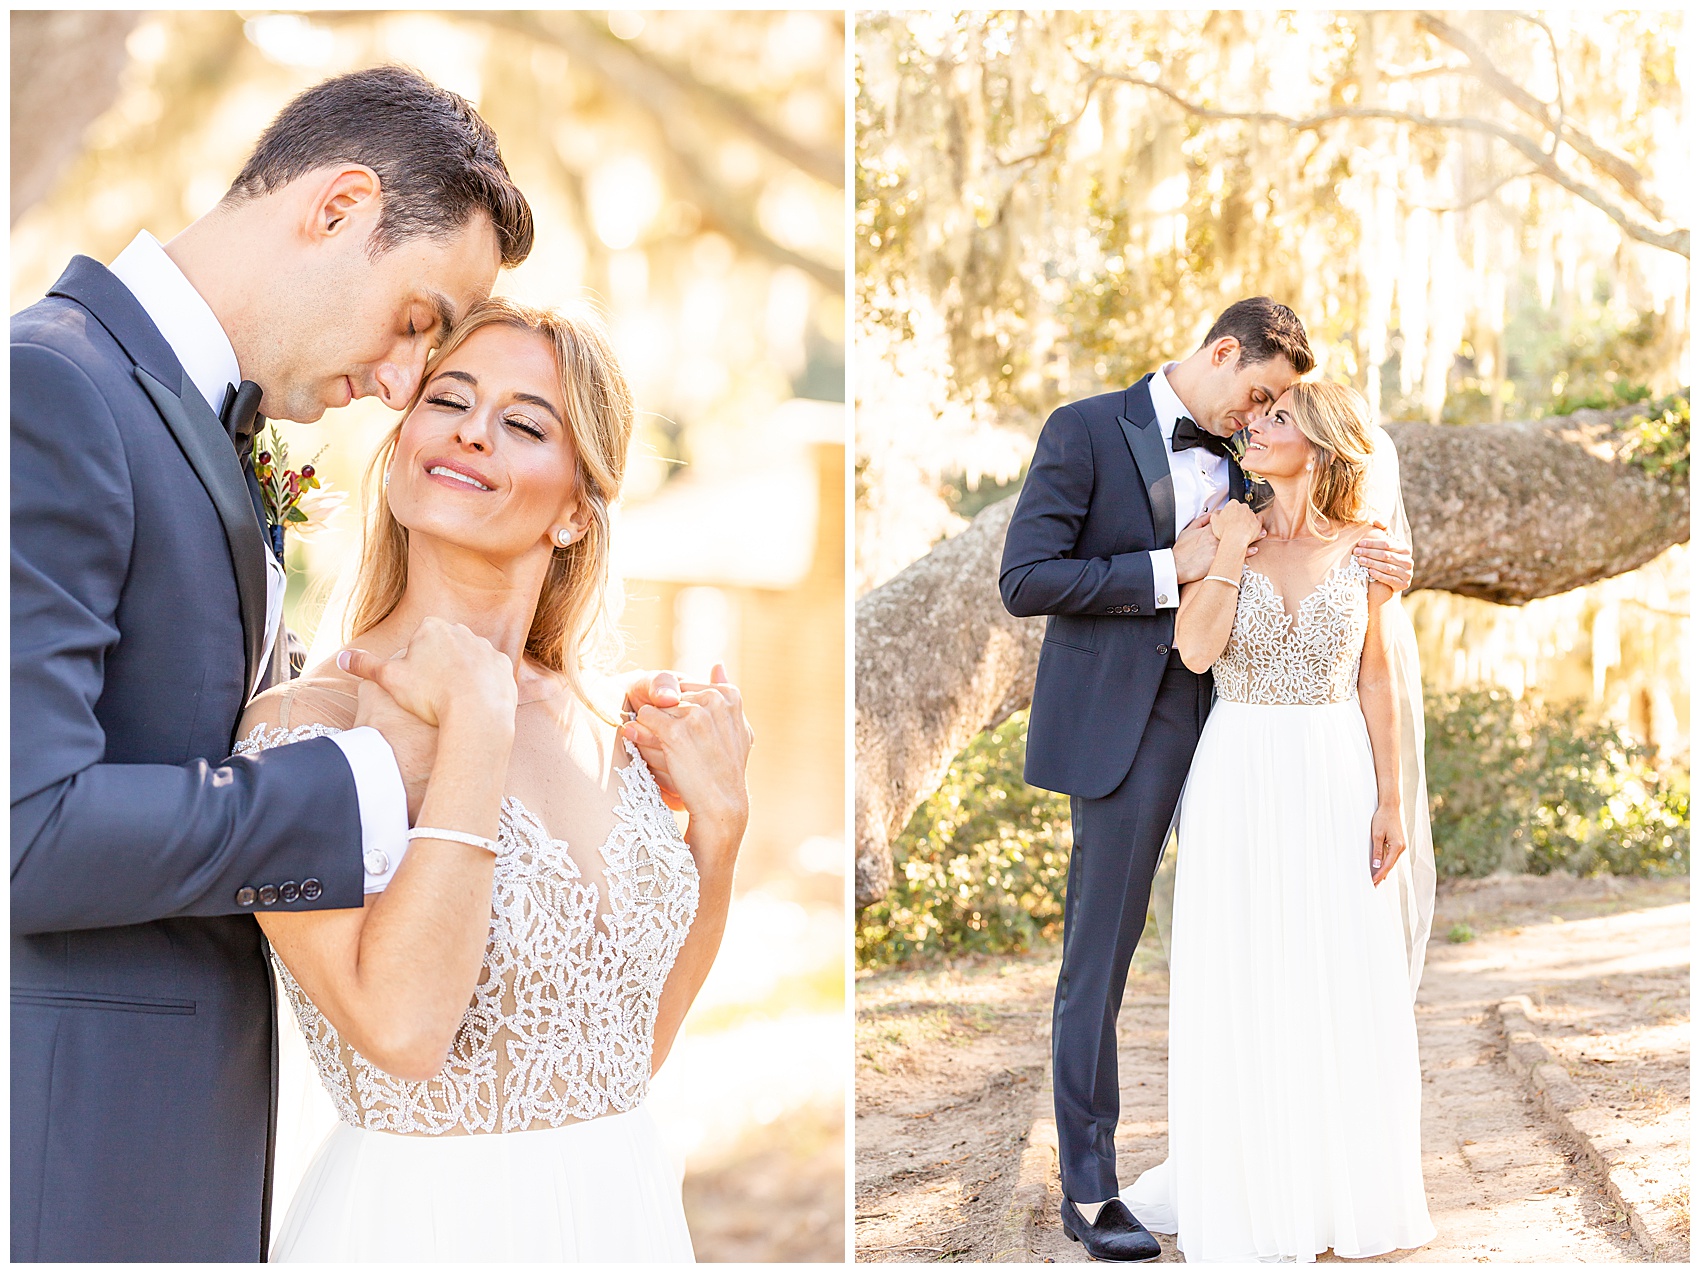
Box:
[383,467,392,490]
[556,528,574,548]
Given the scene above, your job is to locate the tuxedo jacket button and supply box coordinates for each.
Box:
[1157,645,1169,655]
[257,884,279,906]
[301,878,323,902]
[235,886,257,908]
[279,881,300,904]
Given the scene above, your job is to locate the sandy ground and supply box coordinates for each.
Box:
[685,1096,846,1262]
[854,875,1688,1262]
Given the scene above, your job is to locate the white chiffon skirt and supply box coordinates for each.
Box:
[271,1105,695,1262]
[1125,699,1434,1263]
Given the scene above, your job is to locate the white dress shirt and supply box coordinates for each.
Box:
[108,231,409,892]
[1146,362,1232,610]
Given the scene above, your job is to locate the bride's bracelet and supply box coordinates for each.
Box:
[1201,574,1242,589]
[408,826,499,855]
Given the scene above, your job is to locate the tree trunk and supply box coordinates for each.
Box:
[10,11,140,225]
[854,405,1688,906]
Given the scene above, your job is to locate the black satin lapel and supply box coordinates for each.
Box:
[136,367,267,699]
[1228,455,1247,502]
[1118,412,1177,547]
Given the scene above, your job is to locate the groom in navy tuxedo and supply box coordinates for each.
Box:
[10,68,699,1262]
[1001,299,1412,1260]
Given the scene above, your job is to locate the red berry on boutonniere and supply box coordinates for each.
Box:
[250,424,345,555]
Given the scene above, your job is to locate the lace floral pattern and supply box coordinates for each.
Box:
[1212,557,1370,705]
[234,724,698,1135]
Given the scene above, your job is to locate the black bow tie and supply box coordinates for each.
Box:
[219,380,264,458]
[1171,416,1233,459]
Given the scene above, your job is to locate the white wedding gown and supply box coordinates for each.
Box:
[1124,555,1435,1262]
[237,712,699,1262]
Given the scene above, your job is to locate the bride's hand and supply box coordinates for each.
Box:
[1208,499,1262,555]
[624,664,752,868]
[339,617,517,733]
[1370,806,1406,885]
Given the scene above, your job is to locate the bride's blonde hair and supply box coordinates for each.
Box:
[1283,380,1375,530]
[346,296,632,714]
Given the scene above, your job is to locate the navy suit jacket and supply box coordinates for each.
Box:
[11,257,366,1261]
[999,376,1246,799]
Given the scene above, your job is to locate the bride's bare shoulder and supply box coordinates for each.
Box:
[241,662,362,736]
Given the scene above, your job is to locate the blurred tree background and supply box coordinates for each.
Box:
[11,10,845,1259]
[854,10,1688,967]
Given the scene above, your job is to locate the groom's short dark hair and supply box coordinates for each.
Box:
[225,65,534,267]
[1201,297,1314,375]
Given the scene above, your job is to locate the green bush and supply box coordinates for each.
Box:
[1619,391,1690,484]
[1424,688,1689,879]
[858,691,1689,970]
[856,712,1071,970]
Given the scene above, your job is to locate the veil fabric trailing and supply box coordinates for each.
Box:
[1149,428,1436,1001]
[1362,426,1437,998]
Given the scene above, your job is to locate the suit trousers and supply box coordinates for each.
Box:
[1052,656,1213,1202]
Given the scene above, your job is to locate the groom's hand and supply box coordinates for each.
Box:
[1174,508,1266,584]
[1353,522,1414,593]
[1172,511,1220,584]
[353,679,438,824]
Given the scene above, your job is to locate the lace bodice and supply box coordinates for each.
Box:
[1212,557,1370,705]
[235,723,698,1136]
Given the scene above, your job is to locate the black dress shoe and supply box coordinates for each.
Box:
[1060,1197,1162,1262]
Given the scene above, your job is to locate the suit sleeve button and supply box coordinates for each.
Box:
[236,886,257,907]
[279,881,300,904]
[257,884,279,906]
[301,878,323,902]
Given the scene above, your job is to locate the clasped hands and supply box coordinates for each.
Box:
[343,622,752,834]
[1172,503,1414,592]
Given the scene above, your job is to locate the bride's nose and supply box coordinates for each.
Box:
[454,408,495,452]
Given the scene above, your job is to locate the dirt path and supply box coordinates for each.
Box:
[855,876,1688,1262]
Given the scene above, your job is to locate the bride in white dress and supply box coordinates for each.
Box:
[235,297,751,1261]
[1125,381,1436,1262]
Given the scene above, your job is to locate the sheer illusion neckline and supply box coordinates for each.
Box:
[1243,553,1362,627]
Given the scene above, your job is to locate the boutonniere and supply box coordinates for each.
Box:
[252,424,346,563]
[1226,429,1272,508]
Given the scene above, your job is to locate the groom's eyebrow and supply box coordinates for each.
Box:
[428,291,458,337]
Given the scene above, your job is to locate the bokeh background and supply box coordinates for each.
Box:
[855,9,1688,967]
[12,10,846,1261]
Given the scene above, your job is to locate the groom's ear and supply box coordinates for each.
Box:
[303,165,382,244]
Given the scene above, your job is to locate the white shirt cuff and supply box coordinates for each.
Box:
[329,726,411,894]
[1151,548,1180,610]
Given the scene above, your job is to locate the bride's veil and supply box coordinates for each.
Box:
[1148,427,1436,1001]
[1364,426,1437,999]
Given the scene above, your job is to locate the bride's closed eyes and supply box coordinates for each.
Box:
[424,371,557,441]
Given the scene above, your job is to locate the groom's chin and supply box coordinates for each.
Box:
[269,399,330,425]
